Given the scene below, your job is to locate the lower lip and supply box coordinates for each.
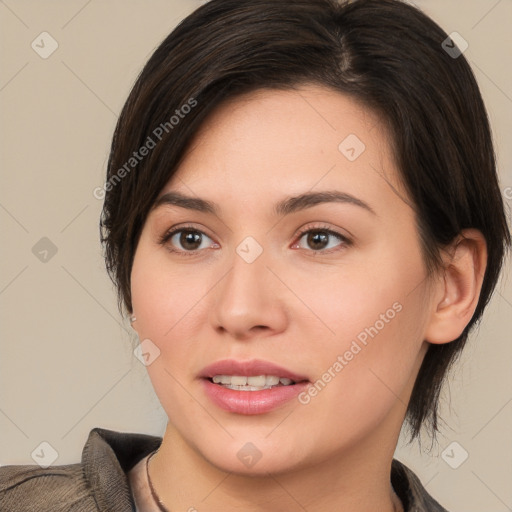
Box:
[201,379,310,415]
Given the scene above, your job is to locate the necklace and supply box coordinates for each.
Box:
[146,450,404,512]
[146,450,170,512]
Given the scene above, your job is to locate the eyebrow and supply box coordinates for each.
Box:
[153,190,376,216]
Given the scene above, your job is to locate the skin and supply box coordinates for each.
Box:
[130,85,487,511]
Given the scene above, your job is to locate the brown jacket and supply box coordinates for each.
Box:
[0,427,448,511]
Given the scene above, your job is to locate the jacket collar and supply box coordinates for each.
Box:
[82,427,162,511]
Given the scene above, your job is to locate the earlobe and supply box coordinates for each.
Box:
[424,229,487,345]
[130,314,138,333]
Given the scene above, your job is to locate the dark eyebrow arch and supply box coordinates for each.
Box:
[153,190,376,216]
[274,190,376,216]
[153,192,218,215]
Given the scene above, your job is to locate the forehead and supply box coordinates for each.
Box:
[159,85,410,218]
[186,85,382,161]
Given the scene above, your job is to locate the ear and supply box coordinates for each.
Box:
[424,229,487,344]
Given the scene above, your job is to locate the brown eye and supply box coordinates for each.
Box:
[307,231,330,250]
[161,228,216,253]
[295,228,349,252]
[179,230,203,250]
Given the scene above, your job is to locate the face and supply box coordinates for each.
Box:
[131,85,435,475]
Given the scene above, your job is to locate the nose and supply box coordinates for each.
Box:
[209,248,288,341]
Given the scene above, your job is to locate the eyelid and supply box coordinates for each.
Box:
[159,223,213,241]
[292,222,352,240]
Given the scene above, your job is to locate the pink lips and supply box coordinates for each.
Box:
[199,359,310,415]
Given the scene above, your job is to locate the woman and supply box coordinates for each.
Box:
[1,0,509,510]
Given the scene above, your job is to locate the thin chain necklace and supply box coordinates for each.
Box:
[146,450,404,512]
[146,450,170,512]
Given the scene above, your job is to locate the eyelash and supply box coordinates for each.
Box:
[158,223,352,257]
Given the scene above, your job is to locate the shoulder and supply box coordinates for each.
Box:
[391,459,449,512]
[0,462,95,511]
[0,427,162,512]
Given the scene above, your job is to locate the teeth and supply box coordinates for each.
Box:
[247,375,266,386]
[266,376,280,386]
[211,375,295,390]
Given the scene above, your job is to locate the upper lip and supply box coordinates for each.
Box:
[199,359,309,382]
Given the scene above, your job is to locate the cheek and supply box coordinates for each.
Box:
[130,247,205,418]
[293,252,426,348]
[131,245,209,341]
[290,244,429,397]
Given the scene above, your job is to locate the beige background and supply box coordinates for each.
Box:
[0,1,511,510]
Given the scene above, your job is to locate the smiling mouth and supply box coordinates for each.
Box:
[201,361,311,414]
[208,374,305,391]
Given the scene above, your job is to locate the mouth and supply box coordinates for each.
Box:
[199,359,310,414]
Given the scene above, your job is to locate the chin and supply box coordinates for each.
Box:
[193,434,317,477]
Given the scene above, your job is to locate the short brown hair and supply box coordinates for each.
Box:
[100,0,511,440]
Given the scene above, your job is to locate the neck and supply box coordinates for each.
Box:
[149,416,405,512]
